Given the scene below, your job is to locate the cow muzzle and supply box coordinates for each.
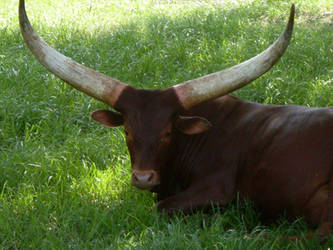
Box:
[131,170,160,190]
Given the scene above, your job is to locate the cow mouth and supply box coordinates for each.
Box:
[130,179,161,192]
[150,185,161,193]
[132,182,160,191]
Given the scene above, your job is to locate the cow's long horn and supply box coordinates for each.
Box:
[173,4,295,110]
[19,0,127,106]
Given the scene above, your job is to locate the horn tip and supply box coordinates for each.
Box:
[19,0,25,13]
[19,0,27,26]
[289,4,295,26]
[284,3,295,38]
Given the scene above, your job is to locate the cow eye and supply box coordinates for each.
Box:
[161,131,171,141]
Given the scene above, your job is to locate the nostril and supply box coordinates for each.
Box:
[131,170,160,189]
[133,171,155,183]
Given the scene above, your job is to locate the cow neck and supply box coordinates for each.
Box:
[169,95,245,190]
[172,131,209,189]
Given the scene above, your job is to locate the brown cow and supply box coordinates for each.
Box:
[19,0,333,240]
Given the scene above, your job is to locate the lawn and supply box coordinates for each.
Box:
[0,0,332,249]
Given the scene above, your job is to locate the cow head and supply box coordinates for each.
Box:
[19,0,294,190]
[90,88,212,190]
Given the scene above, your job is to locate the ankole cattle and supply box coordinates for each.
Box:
[19,0,333,240]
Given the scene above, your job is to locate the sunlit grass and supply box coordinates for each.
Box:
[0,0,332,248]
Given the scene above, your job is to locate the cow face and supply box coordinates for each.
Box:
[91,87,212,190]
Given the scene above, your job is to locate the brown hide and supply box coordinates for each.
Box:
[154,94,333,239]
[94,86,333,239]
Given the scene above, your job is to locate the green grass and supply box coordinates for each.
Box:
[1,0,332,248]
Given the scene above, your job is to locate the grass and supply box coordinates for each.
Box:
[1,0,332,248]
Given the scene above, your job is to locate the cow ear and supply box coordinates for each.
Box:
[91,109,124,127]
[175,115,212,135]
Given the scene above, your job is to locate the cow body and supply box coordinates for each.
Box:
[154,94,333,230]
[19,0,333,239]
